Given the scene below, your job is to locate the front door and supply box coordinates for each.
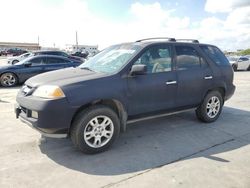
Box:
[127,44,177,116]
[19,57,46,81]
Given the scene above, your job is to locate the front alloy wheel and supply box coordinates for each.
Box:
[84,116,114,148]
[0,73,18,87]
[71,105,120,154]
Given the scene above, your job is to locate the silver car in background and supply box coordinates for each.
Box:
[7,52,33,65]
[227,56,250,71]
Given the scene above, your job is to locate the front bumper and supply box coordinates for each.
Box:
[15,94,77,138]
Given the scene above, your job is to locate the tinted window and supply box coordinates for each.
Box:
[175,46,202,70]
[200,45,229,66]
[47,57,69,64]
[29,57,45,65]
[135,45,172,73]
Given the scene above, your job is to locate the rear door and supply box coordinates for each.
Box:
[174,44,213,107]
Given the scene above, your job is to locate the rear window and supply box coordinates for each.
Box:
[200,45,229,66]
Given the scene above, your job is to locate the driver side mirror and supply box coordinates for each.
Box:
[24,61,32,67]
[130,64,147,76]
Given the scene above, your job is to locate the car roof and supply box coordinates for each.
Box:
[29,54,70,59]
[33,50,66,53]
[117,38,217,49]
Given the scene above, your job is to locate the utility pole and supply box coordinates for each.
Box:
[76,31,78,51]
[37,36,40,50]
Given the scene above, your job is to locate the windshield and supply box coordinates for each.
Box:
[15,56,34,65]
[79,44,142,74]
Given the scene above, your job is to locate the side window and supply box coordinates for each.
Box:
[134,45,172,73]
[175,46,202,70]
[47,57,67,64]
[200,45,229,66]
[29,57,45,66]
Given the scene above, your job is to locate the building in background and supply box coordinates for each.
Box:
[0,42,41,51]
[65,44,99,56]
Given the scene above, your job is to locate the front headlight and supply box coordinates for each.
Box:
[32,85,65,99]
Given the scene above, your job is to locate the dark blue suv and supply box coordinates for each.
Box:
[15,38,235,154]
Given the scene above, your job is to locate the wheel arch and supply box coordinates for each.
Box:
[204,87,225,101]
[70,99,128,133]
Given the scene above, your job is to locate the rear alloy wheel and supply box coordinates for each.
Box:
[0,73,18,87]
[196,91,223,123]
[70,105,120,154]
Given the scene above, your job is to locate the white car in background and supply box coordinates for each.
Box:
[7,52,33,65]
[227,56,250,71]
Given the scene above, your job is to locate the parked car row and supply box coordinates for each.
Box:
[1,50,85,87]
[0,55,82,87]
[0,48,28,56]
[7,50,83,65]
[227,56,250,71]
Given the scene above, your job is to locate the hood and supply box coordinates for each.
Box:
[25,67,106,87]
[0,64,22,70]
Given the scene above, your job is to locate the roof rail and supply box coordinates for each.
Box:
[136,37,176,42]
[176,39,199,43]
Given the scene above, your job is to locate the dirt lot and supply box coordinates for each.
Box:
[0,57,250,187]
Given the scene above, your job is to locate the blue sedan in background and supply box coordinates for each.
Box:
[0,55,82,87]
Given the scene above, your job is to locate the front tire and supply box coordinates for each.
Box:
[0,72,18,87]
[70,105,120,154]
[196,91,223,123]
[232,64,237,71]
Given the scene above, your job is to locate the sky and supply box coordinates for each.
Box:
[0,0,249,51]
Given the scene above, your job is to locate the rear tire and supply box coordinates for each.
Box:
[196,91,223,123]
[70,105,120,154]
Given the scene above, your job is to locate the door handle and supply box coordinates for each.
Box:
[204,76,213,80]
[166,81,177,85]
